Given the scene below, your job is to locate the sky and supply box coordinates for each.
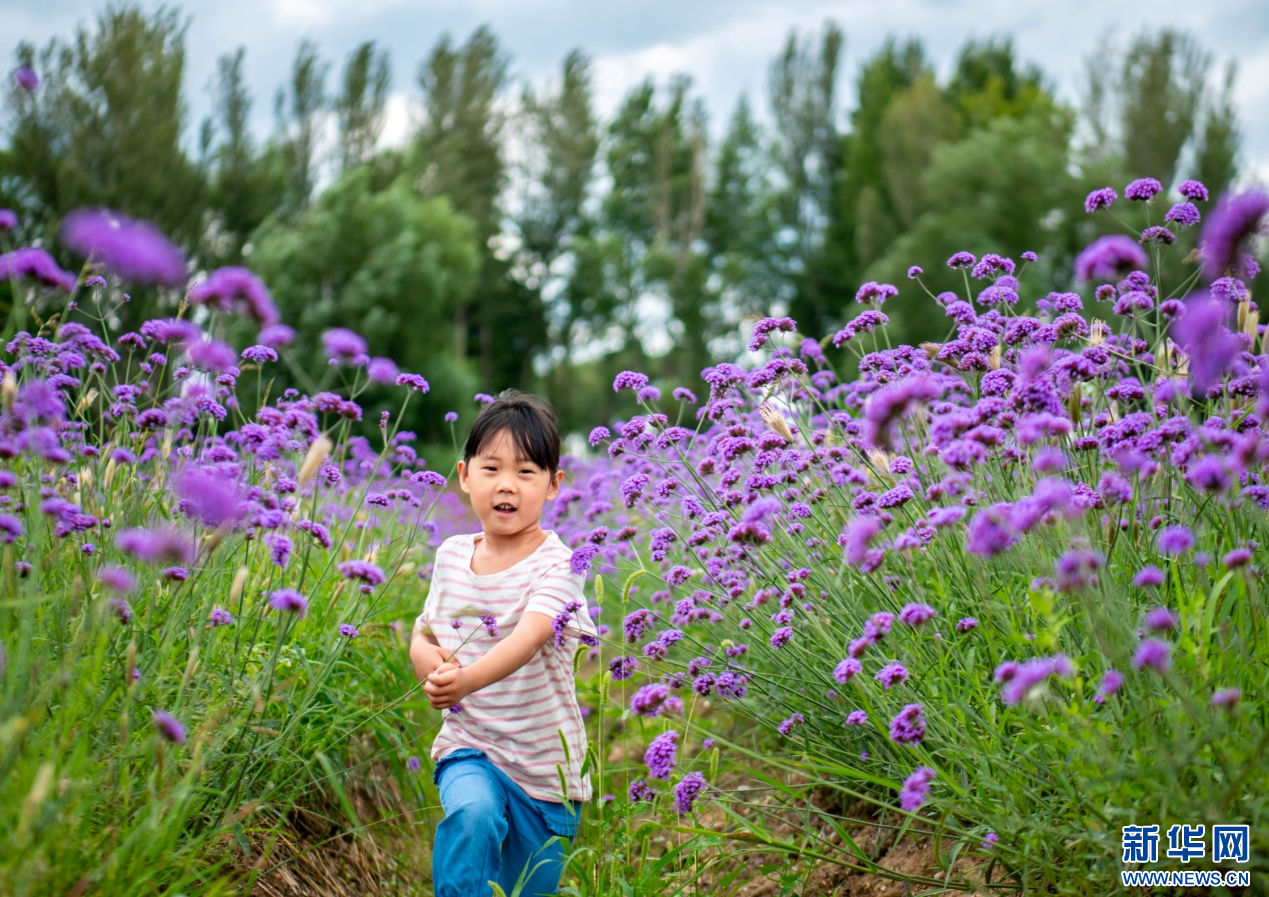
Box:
[3,0,1269,187]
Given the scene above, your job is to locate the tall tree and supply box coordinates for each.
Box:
[410,25,521,388]
[809,38,928,337]
[248,166,482,436]
[514,50,599,277]
[767,20,844,317]
[598,76,712,391]
[946,37,1057,131]
[1080,29,1212,187]
[704,93,780,358]
[335,41,391,173]
[876,72,960,230]
[513,50,600,427]
[200,47,285,264]
[1192,60,1239,200]
[2,3,203,248]
[274,37,329,214]
[1120,30,1209,187]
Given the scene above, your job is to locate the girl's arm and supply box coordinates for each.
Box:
[423,612,553,710]
[409,629,450,683]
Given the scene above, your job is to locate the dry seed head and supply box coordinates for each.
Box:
[920,342,941,360]
[1173,345,1190,378]
[1238,298,1258,340]
[183,645,200,686]
[759,404,794,442]
[988,345,1002,370]
[1,370,16,411]
[76,387,98,415]
[867,448,893,477]
[298,435,333,485]
[1089,319,1109,346]
[1067,384,1083,426]
[229,566,249,604]
[19,763,54,838]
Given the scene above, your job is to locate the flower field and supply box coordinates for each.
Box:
[1,178,1267,896]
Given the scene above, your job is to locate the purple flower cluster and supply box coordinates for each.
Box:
[995,654,1073,706]
[898,765,936,811]
[644,730,679,779]
[888,703,927,745]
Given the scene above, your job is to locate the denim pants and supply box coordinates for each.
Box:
[432,748,582,897]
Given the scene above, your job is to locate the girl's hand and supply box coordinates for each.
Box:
[424,661,470,710]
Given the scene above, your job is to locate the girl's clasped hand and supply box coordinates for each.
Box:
[424,659,469,710]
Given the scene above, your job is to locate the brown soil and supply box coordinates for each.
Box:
[226,757,431,897]
[685,773,1009,897]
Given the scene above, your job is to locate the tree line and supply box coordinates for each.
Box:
[0,4,1246,441]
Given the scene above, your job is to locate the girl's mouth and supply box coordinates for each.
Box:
[494,505,516,516]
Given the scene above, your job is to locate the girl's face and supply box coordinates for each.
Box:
[457,429,562,537]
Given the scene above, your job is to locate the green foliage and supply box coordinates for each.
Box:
[335,41,391,174]
[273,38,329,215]
[200,47,289,266]
[248,165,481,433]
[866,113,1078,345]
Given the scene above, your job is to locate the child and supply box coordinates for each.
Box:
[410,389,598,897]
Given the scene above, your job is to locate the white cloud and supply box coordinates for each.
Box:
[4,0,1268,175]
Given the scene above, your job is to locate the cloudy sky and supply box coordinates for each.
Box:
[4,0,1268,183]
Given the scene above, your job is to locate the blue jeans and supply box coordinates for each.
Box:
[432,748,582,897]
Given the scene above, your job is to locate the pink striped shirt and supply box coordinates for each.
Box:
[414,529,597,803]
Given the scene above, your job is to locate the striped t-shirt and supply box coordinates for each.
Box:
[415,529,597,803]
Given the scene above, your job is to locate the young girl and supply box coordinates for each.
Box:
[410,389,597,897]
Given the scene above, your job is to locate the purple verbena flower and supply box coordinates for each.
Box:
[875,661,909,690]
[1211,687,1241,709]
[395,373,430,392]
[321,328,368,364]
[1155,525,1195,556]
[1125,178,1162,202]
[833,657,862,683]
[1094,669,1124,704]
[98,565,135,595]
[1170,293,1241,391]
[898,603,937,626]
[269,588,308,616]
[1074,235,1148,282]
[152,710,187,745]
[888,703,926,745]
[1200,190,1269,278]
[1132,638,1172,672]
[673,771,707,815]
[649,730,680,776]
[613,371,649,392]
[188,267,279,325]
[210,607,235,626]
[898,765,936,811]
[338,559,385,585]
[1084,187,1116,212]
[0,248,78,291]
[61,208,186,286]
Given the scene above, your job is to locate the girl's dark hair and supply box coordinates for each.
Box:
[463,389,561,480]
